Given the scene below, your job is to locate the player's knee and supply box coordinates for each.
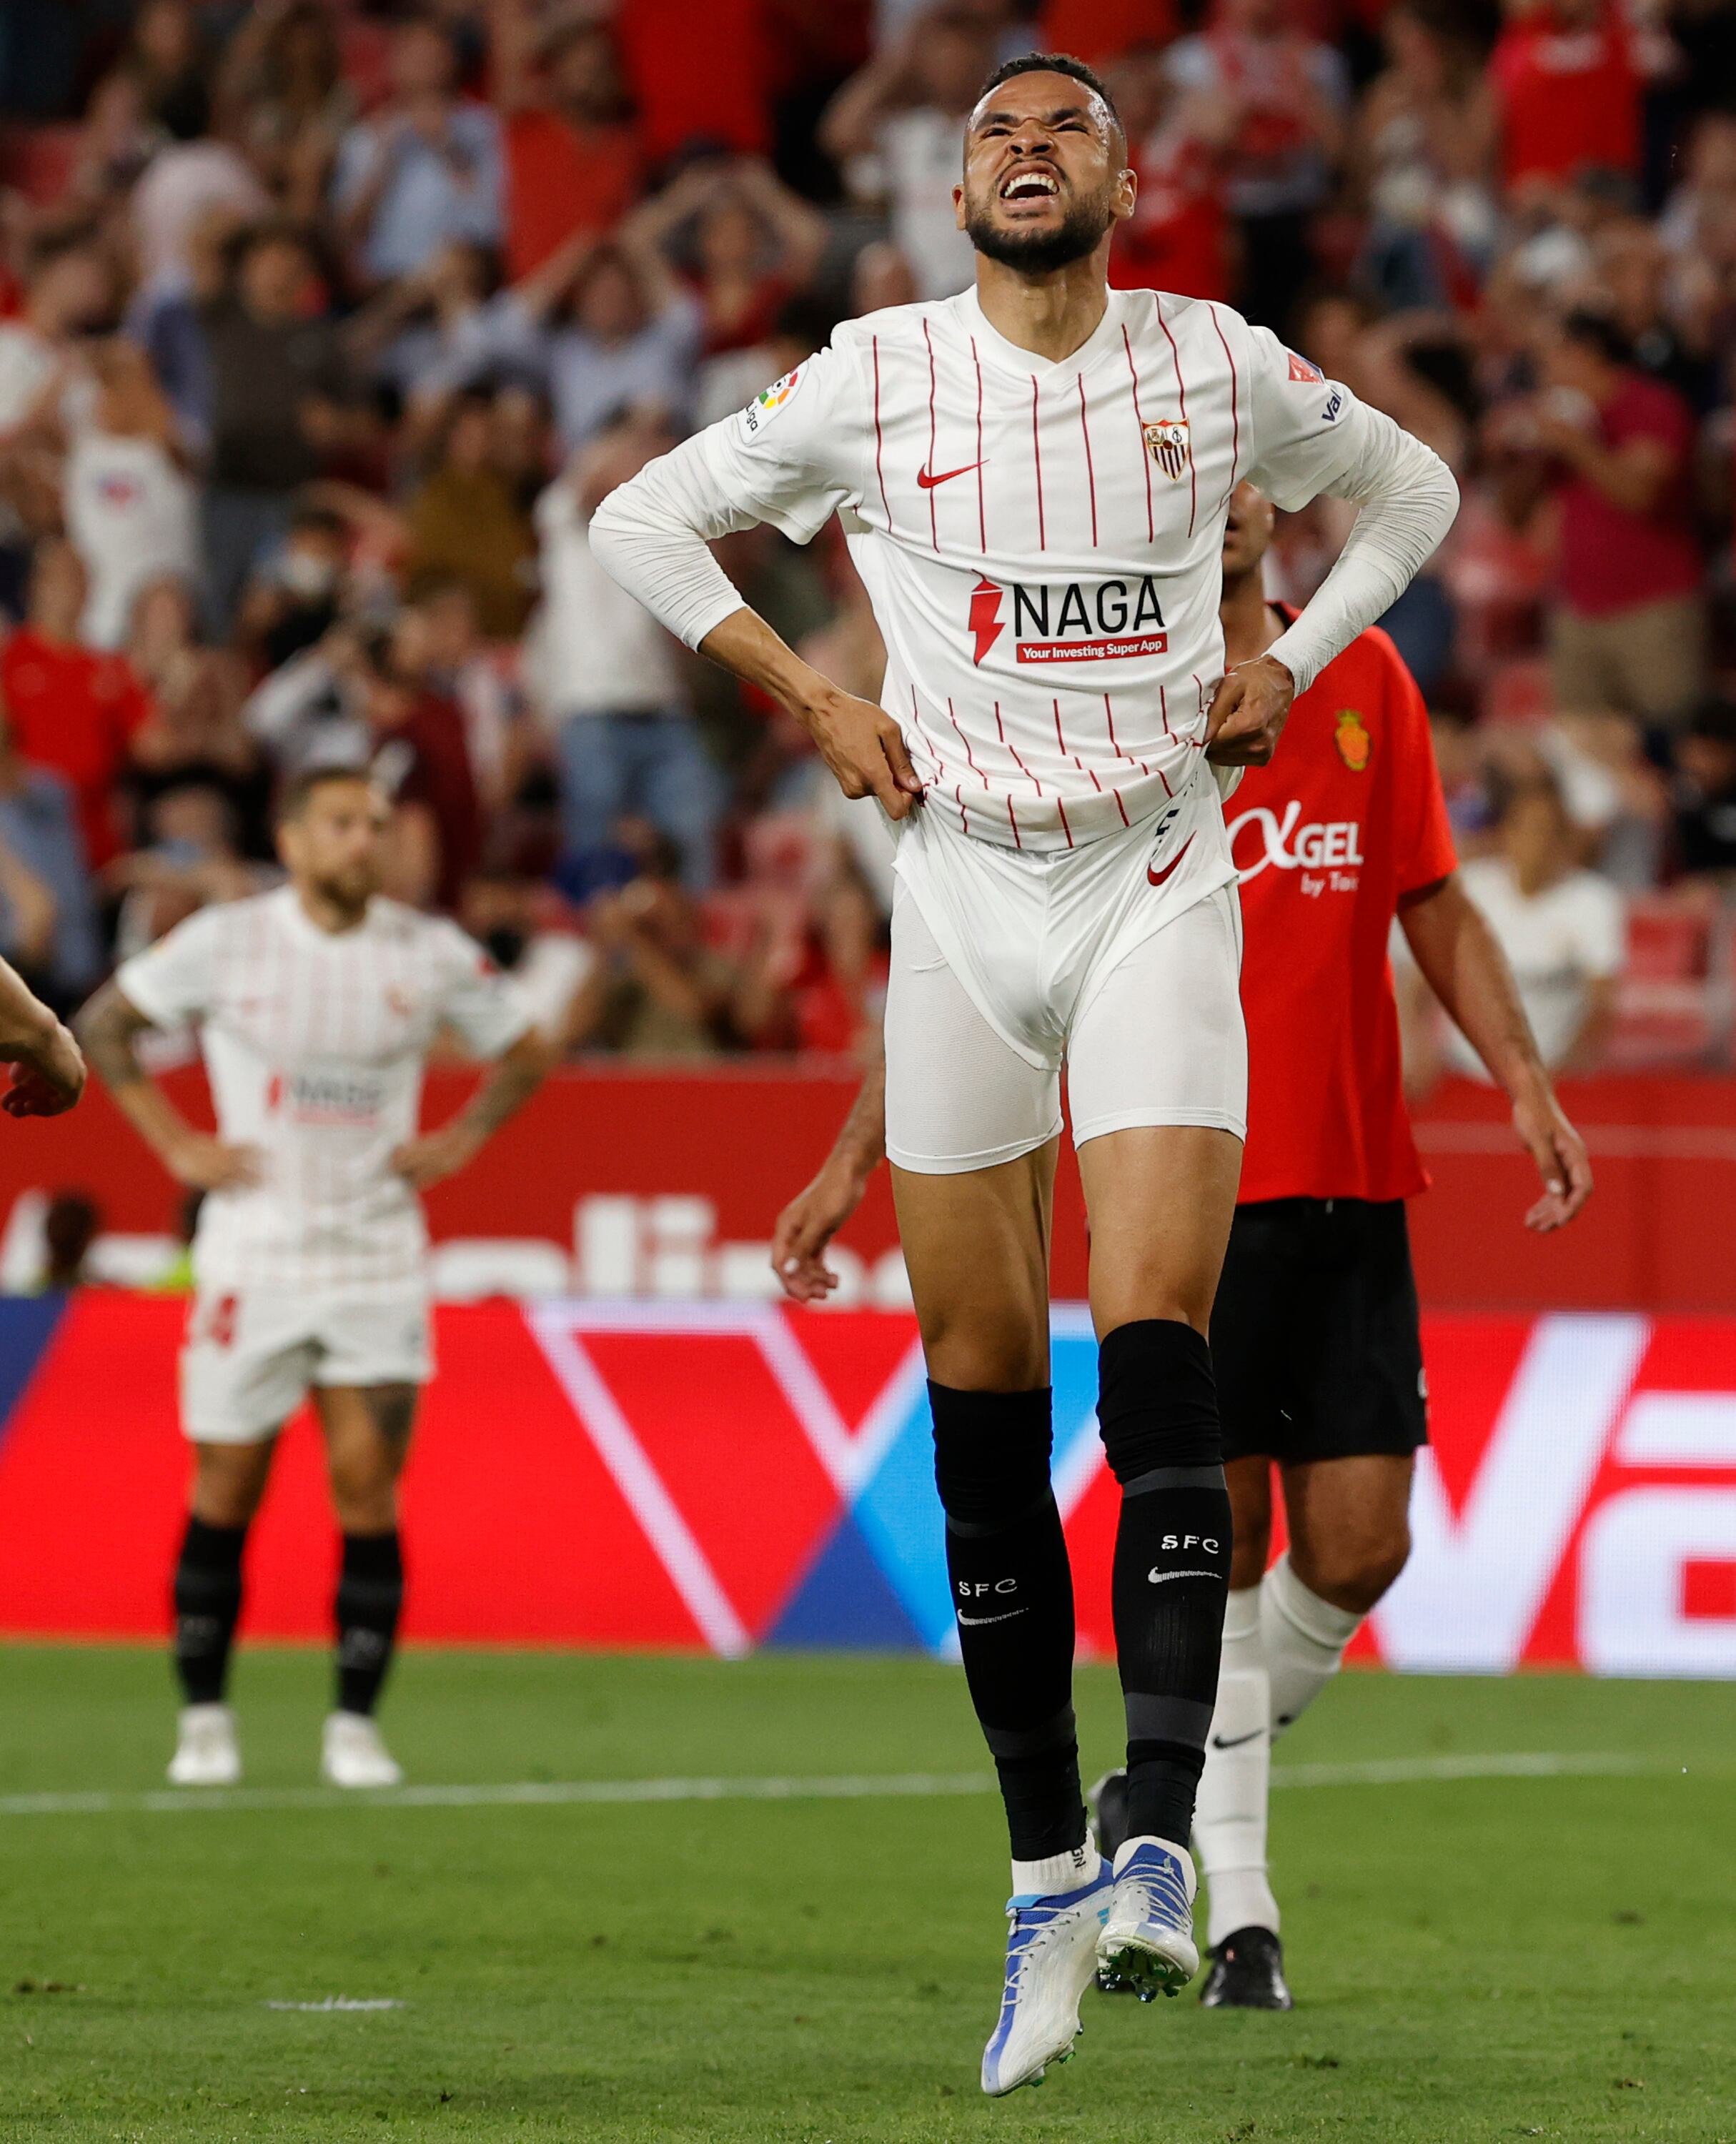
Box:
[1096,1318,1221,1483]
[328,1463,398,1536]
[1294,1526,1410,1617]
[191,1445,272,1529]
[929,1381,1051,1529]
[917,1307,1048,1399]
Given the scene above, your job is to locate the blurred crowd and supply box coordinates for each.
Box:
[0,0,1733,1076]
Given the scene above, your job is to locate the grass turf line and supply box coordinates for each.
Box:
[3,1647,1733,2143]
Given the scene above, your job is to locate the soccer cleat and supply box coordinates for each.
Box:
[319,1712,403,1789]
[1096,1837,1199,2002]
[167,1703,241,1786]
[1199,1925,1294,2010]
[980,1857,1114,2096]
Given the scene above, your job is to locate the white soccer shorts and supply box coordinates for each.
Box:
[885,802,1246,1176]
[180,1287,433,1446]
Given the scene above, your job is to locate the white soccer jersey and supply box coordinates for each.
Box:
[592,285,1454,855]
[116,888,530,1293]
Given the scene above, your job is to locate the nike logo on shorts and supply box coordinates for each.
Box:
[1210,1729,1262,1751]
[1147,834,1195,888]
[916,459,986,490]
[958,1608,1026,1626]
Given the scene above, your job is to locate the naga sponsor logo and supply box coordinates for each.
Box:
[967,574,1168,666]
[267,1066,390,1125]
[1229,797,1364,883]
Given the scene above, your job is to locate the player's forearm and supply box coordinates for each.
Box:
[450,1031,551,1146]
[697,606,853,729]
[1399,878,1552,1105]
[0,958,61,1056]
[1268,409,1459,694]
[831,1056,887,1180]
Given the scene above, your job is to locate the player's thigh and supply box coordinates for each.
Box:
[1280,1453,1415,1613]
[314,1383,420,1522]
[1069,887,1248,1337]
[1211,1203,1304,1471]
[885,886,1061,1390]
[312,1294,429,1522]
[181,1287,316,1459]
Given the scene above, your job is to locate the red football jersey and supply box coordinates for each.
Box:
[1230,614,1457,1206]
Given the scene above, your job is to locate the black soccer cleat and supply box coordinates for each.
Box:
[1198,1925,1294,2010]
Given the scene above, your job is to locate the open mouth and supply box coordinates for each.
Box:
[1000,169,1059,204]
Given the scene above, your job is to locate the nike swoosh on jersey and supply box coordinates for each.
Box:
[1147,833,1196,888]
[1210,1729,1263,1750]
[916,459,986,490]
[957,1608,1026,1626]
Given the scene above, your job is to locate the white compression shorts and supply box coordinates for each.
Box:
[884,803,1247,1176]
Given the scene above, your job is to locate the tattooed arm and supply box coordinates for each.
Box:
[74,981,259,1187]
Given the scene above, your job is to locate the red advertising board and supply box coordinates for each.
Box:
[0,1065,1734,1311]
[1,1294,1733,1675]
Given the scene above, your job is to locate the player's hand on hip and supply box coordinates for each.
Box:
[1205,654,1296,768]
[771,1155,869,1304]
[0,1020,85,1116]
[391,1123,483,1191]
[803,685,924,820]
[167,1133,264,1192]
[1512,1085,1593,1231]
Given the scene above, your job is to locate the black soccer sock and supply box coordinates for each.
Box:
[931,1381,1085,1863]
[1098,1320,1233,1848]
[172,1516,247,1707]
[334,1530,404,1718]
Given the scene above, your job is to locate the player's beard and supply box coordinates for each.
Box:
[314,865,379,918]
[964,182,1118,274]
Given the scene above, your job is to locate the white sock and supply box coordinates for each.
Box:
[1194,1587,1279,1946]
[1261,1552,1364,1737]
[1011,1833,1098,1899]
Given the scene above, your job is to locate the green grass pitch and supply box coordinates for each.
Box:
[4,1647,1734,2142]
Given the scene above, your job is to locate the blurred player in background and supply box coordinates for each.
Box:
[77,770,548,1790]
[596,51,1457,2093]
[0,958,84,1118]
[773,480,1591,2010]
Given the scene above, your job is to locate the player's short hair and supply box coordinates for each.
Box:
[276,763,380,825]
[973,52,1124,152]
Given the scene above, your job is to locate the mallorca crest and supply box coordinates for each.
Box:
[1334,708,1372,771]
[1143,418,1191,481]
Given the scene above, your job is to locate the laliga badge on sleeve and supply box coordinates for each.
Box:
[740,366,803,440]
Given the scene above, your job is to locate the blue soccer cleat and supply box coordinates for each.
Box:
[980,1856,1115,2095]
[1095,1837,1199,2001]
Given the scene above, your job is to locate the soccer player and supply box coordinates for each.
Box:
[76,769,548,1790]
[773,481,1593,2015]
[592,52,1458,2093]
[0,959,84,1118]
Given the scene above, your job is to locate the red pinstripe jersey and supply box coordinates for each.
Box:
[114,889,531,1293]
[695,287,1370,853]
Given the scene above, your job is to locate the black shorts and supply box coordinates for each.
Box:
[1211,1197,1427,1465]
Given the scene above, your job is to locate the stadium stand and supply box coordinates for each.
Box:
[0,0,1727,1078]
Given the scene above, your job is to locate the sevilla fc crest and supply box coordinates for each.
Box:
[1143,418,1191,480]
